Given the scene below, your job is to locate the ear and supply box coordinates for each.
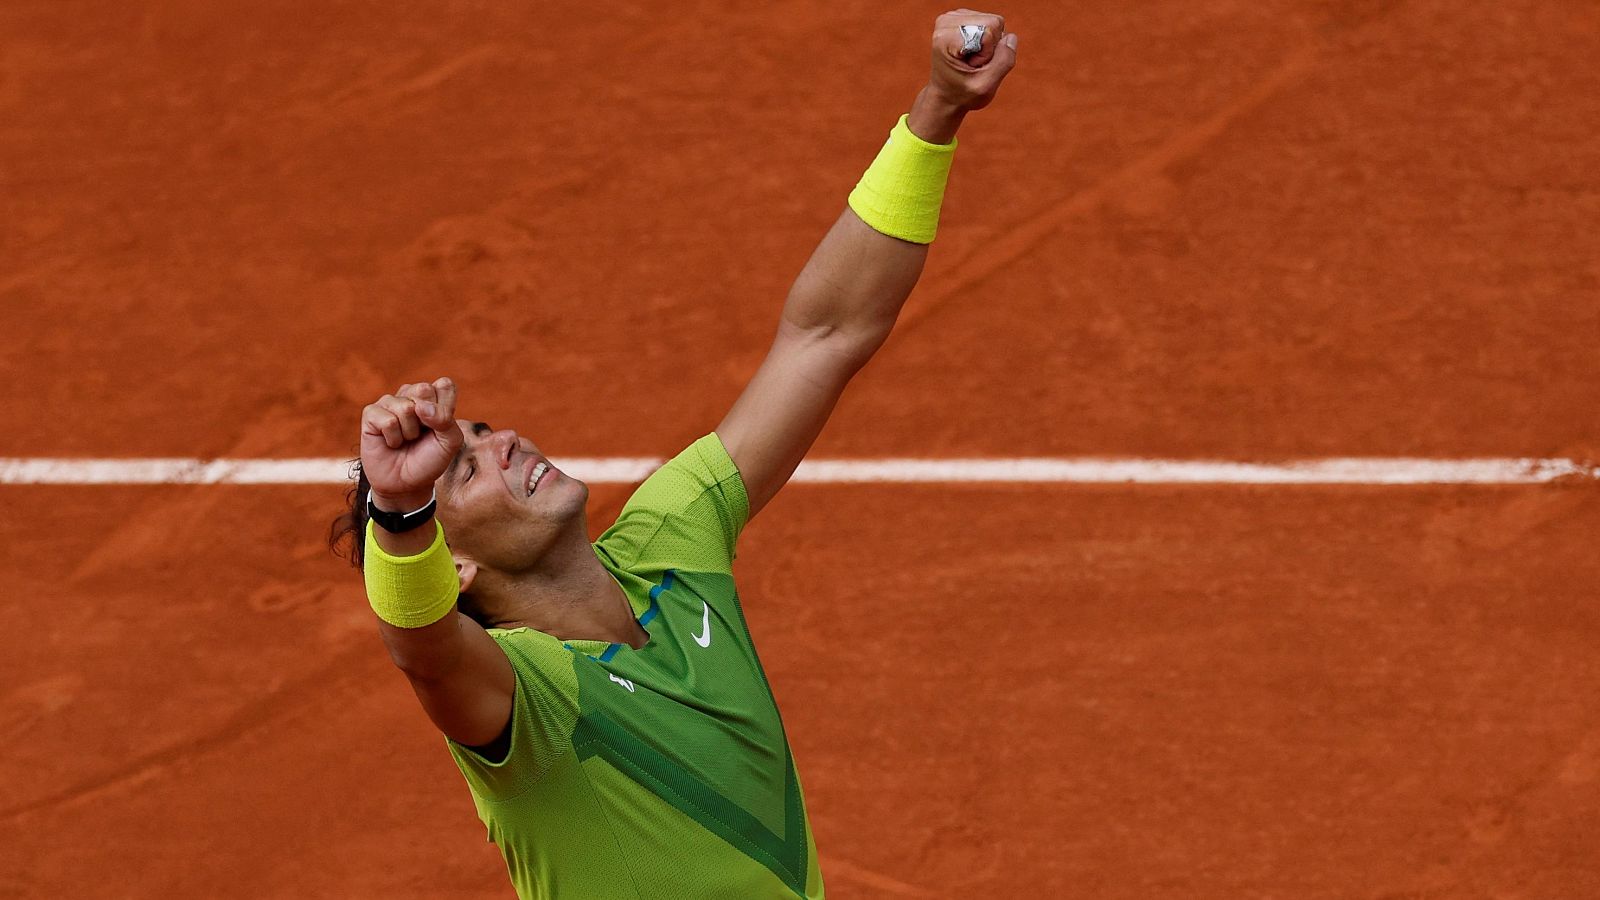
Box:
[453,556,479,595]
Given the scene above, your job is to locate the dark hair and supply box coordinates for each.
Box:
[328,459,493,628]
[328,458,373,568]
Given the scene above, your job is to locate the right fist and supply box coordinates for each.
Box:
[359,377,464,509]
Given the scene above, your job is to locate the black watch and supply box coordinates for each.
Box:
[366,489,438,534]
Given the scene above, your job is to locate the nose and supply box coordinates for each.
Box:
[489,429,519,469]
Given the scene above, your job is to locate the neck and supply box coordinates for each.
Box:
[476,524,647,648]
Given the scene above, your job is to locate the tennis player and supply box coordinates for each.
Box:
[331,11,1018,897]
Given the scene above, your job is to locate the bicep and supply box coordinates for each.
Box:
[717,322,876,518]
[378,611,515,747]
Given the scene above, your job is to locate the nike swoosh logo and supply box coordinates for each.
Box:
[691,601,711,648]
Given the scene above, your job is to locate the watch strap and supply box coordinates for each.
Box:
[366,488,438,534]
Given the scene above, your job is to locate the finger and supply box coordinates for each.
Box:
[363,406,405,449]
[397,381,438,404]
[417,378,463,449]
[936,15,1004,38]
[939,9,986,24]
[360,402,389,440]
[433,377,458,421]
[376,395,422,442]
[971,16,1006,65]
[941,16,1004,67]
[415,397,462,443]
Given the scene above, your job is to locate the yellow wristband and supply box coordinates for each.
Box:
[363,520,459,629]
[847,114,957,244]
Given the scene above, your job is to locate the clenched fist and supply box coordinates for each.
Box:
[906,9,1019,144]
[928,9,1019,113]
[360,377,464,511]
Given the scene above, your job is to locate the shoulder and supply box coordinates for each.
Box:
[632,434,747,517]
[487,627,578,679]
[595,434,749,574]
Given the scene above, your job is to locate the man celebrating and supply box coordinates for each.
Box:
[332,11,1018,897]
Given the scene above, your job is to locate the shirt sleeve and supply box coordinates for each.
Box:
[445,628,581,802]
[596,433,750,575]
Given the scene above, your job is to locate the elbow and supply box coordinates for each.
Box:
[776,317,891,372]
[828,324,893,374]
[377,616,466,683]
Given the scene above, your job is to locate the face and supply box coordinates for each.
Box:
[434,420,589,573]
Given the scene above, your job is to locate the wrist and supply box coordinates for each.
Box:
[366,488,439,555]
[364,520,458,629]
[371,488,434,514]
[846,112,957,245]
[907,86,967,144]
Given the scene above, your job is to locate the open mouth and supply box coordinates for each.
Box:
[525,460,551,497]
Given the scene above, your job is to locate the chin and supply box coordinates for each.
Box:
[544,475,589,521]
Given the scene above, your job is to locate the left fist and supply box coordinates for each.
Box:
[928,9,1019,112]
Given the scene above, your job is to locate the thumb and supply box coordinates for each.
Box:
[987,31,1019,76]
[973,31,1018,96]
[415,400,462,447]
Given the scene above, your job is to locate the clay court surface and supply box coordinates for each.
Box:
[3,1,1598,896]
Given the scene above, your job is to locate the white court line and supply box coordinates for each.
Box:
[0,457,1592,485]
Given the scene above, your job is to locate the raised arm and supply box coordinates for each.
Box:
[359,378,515,749]
[717,10,1020,517]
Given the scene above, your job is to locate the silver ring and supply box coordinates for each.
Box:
[959,24,986,58]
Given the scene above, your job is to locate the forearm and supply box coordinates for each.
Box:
[780,210,926,354]
[779,92,966,353]
[711,11,1016,517]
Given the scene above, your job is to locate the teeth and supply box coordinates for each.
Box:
[526,461,549,496]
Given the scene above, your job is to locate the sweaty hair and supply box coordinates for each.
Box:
[328,458,374,569]
[328,459,493,628]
